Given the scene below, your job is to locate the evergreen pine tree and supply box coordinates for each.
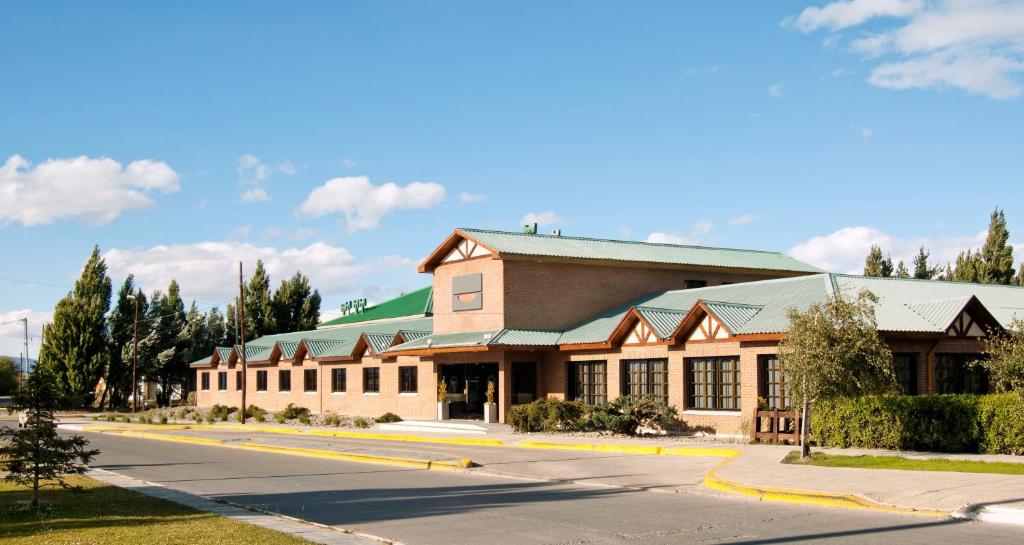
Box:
[105,276,137,408]
[244,260,273,338]
[912,246,941,280]
[945,250,984,283]
[207,307,227,347]
[148,281,187,406]
[895,261,910,278]
[37,246,112,407]
[0,368,99,508]
[863,245,893,277]
[980,207,1016,285]
[270,272,322,332]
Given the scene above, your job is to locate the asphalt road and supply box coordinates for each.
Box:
[60,428,1024,545]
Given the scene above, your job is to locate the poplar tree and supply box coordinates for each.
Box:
[912,246,941,280]
[37,247,112,407]
[980,207,1016,285]
[863,245,893,277]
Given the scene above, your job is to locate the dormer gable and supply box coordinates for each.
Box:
[608,306,685,346]
[671,300,762,343]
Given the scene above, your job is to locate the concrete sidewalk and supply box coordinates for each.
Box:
[65,417,1024,521]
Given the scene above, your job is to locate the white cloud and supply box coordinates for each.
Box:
[768,83,784,97]
[458,192,487,203]
[297,176,445,233]
[0,309,51,359]
[786,225,1022,274]
[240,187,270,202]
[646,232,696,245]
[729,213,760,226]
[237,154,297,203]
[645,220,714,245]
[823,34,844,48]
[861,127,875,138]
[787,0,1024,99]
[103,241,416,303]
[868,51,1024,99]
[520,211,566,226]
[786,0,923,32]
[0,154,180,227]
[237,154,270,184]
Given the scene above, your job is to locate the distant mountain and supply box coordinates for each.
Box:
[1,355,35,373]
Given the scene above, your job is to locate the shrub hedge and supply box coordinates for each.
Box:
[812,393,1024,454]
[507,396,678,435]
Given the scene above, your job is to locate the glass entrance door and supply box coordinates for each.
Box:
[440,363,498,419]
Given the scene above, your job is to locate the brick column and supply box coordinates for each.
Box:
[498,354,512,423]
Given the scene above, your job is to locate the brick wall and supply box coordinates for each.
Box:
[432,257,505,333]
[502,259,799,331]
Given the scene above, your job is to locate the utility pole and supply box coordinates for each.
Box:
[239,262,247,425]
[20,317,28,391]
[132,295,139,414]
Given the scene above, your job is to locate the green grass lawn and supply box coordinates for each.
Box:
[783,450,1024,475]
[0,475,314,544]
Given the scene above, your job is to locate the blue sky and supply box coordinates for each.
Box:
[2,1,1023,357]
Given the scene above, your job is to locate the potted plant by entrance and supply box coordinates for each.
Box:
[483,379,498,423]
[437,380,449,420]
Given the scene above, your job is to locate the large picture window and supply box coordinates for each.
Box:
[687,357,741,411]
[935,354,988,394]
[331,368,346,393]
[758,355,789,410]
[399,366,418,393]
[893,353,918,395]
[256,370,268,392]
[363,367,380,393]
[621,359,669,403]
[567,361,607,405]
[278,370,291,392]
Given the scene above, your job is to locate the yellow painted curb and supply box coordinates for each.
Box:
[84,424,505,447]
[703,458,948,517]
[90,424,951,516]
[237,443,473,471]
[118,430,226,447]
[106,429,473,472]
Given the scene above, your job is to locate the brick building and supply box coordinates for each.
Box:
[191,227,1024,434]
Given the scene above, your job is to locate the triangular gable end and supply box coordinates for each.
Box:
[609,308,664,346]
[419,230,498,272]
[945,297,1000,338]
[671,301,734,343]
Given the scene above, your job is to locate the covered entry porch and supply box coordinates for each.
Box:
[433,351,544,423]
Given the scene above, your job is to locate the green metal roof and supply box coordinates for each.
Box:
[397,330,431,342]
[363,333,397,355]
[318,286,432,327]
[387,328,563,352]
[559,273,1024,344]
[635,307,688,339]
[489,329,564,346]
[459,228,823,273]
[188,356,212,368]
[215,347,233,361]
[277,341,300,359]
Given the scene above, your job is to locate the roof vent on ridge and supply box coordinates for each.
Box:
[523,223,538,235]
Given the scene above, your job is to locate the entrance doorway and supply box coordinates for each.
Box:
[440,363,498,419]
